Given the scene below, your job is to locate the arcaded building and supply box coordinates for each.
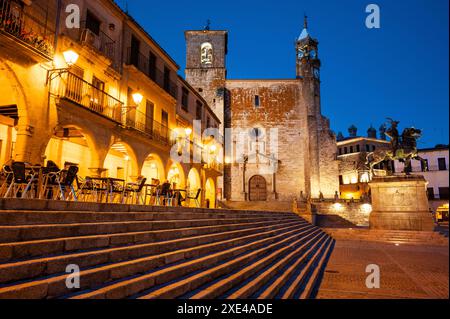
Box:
[0,0,222,207]
[185,20,340,202]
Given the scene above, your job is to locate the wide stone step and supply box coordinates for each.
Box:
[0,216,293,243]
[221,231,328,299]
[68,224,315,300]
[0,218,301,262]
[297,238,334,299]
[270,236,332,299]
[0,210,296,226]
[0,220,306,284]
[136,227,320,299]
[183,229,326,299]
[0,222,311,298]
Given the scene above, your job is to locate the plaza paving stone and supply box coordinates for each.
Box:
[317,240,449,299]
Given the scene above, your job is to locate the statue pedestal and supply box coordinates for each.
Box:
[369,175,434,231]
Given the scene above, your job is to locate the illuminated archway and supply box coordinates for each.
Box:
[166,161,185,188]
[205,178,216,208]
[187,168,202,207]
[141,153,165,183]
[44,125,95,178]
[104,142,138,182]
[0,60,30,164]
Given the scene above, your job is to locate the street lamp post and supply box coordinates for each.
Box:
[46,49,79,85]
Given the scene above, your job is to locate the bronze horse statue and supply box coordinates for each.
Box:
[366,126,427,175]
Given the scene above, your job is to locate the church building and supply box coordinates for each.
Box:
[185,18,339,203]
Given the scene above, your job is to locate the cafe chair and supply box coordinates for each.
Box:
[107,179,125,203]
[5,162,36,198]
[42,161,63,200]
[0,165,14,198]
[186,188,202,208]
[76,176,98,202]
[58,166,79,201]
[123,177,147,205]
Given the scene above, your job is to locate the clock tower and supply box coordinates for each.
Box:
[296,16,321,81]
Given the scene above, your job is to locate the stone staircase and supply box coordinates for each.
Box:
[0,205,333,299]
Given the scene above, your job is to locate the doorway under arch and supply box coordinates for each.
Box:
[44,126,94,177]
[205,178,216,208]
[141,153,165,183]
[166,162,185,188]
[187,168,202,207]
[249,175,267,201]
[104,142,138,182]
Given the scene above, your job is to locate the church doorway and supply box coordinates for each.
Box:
[249,175,267,201]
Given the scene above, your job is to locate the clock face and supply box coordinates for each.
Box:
[314,68,320,79]
[310,50,317,59]
[297,50,304,59]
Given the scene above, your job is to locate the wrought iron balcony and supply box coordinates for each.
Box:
[63,21,119,70]
[51,71,123,123]
[125,48,178,99]
[123,109,173,146]
[0,0,55,59]
[203,160,224,173]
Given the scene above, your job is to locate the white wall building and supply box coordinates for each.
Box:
[394,145,449,220]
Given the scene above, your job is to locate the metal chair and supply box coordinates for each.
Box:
[5,162,36,198]
[123,178,147,205]
[0,165,14,198]
[42,161,62,200]
[186,188,202,208]
[58,166,79,201]
[76,176,96,202]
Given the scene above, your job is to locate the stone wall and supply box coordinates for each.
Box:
[313,201,372,227]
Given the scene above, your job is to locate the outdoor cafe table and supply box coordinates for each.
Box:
[88,177,125,203]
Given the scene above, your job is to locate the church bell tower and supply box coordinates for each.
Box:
[296,16,321,81]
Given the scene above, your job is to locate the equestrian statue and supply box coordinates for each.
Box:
[366,118,427,175]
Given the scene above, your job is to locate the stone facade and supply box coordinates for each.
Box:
[369,176,435,231]
[184,22,339,202]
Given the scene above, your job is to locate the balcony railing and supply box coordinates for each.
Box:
[125,48,178,99]
[204,160,223,173]
[52,71,123,123]
[80,27,116,62]
[0,0,55,57]
[123,109,173,145]
[64,21,119,70]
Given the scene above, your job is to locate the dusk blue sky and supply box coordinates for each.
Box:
[118,0,449,148]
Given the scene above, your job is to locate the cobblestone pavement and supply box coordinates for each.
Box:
[317,240,449,299]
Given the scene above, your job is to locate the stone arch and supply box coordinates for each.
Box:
[0,60,32,163]
[141,153,166,183]
[205,178,216,208]
[187,167,202,207]
[44,124,99,178]
[166,160,186,188]
[104,140,139,181]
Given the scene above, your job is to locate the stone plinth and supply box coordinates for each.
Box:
[369,175,434,231]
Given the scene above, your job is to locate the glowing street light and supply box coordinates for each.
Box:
[47,49,79,85]
[132,92,143,105]
[63,50,79,66]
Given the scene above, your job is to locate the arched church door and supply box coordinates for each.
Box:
[249,175,267,201]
